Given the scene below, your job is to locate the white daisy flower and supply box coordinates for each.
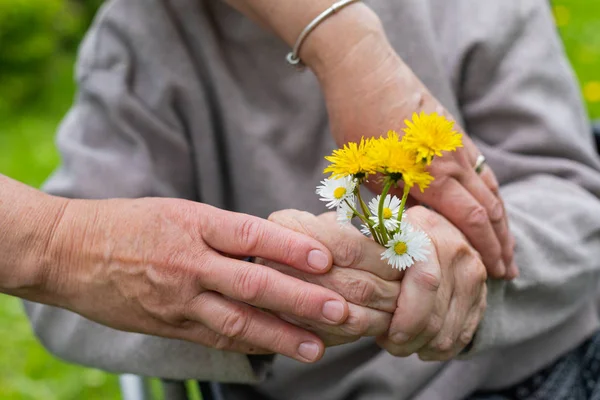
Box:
[360,224,372,236]
[316,176,357,209]
[381,222,431,270]
[336,196,356,225]
[368,194,401,231]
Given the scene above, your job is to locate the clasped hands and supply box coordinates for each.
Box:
[49,197,487,364]
[258,207,487,362]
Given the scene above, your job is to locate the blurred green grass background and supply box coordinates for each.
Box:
[0,1,598,399]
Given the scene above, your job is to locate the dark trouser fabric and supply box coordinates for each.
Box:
[471,331,600,400]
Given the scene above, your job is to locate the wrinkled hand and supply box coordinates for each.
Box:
[376,206,487,361]
[311,28,517,280]
[259,209,402,347]
[43,198,355,363]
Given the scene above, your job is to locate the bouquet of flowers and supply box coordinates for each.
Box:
[317,112,463,270]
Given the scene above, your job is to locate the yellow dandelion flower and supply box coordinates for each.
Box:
[401,165,435,192]
[552,5,570,28]
[583,81,600,103]
[324,138,377,178]
[402,112,463,165]
[387,151,434,192]
[365,130,434,191]
[367,131,402,172]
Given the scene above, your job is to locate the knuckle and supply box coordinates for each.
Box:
[238,218,264,254]
[431,336,454,353]
[463,256,487,286]
[424,314,444,337]
[267,210,288,223]
[489,199,504,223]
[409,206,441,232]
[278,236,298,265]
[219,308,251,340]
[485,173,501,196]
[289,287,313,318]
[388,346,414,358]
[465,205,488,229]
[335,236,364,267]
[414,269,442,293]
[233,267,269,304]
[459,330,475,346]
[346,277,376,306]
[343,310,370,337]
[213,334,235,351]
[479,293,488,316]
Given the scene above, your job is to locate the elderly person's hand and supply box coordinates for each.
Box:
[2,176,355,363]
[223,0,516,280]
[258,209,402,347]
[310,29,516,281]
[264,207,486,360]
[376,206,487,361]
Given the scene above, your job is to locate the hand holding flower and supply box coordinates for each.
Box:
[315,37,517,279]
[377,206,487,361]
[317,114,461,271]
[257,210,402,347]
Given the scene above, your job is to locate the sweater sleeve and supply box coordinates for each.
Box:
[456,0,600,354]
[23,0,267,382]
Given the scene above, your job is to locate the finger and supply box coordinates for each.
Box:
[418,298,468,361]
[418,177,505,278]
[171,324,272,354]
[464,167,514,278]
[377,294,446,357]
[269,209,403,281]
[186,291,325,362]
[281,302,392,338]
[266,261,401,313]
[200,254,349,325]
[419,254,486,360]
[384,252,441,345]
[376,257,449,357]
[478,169,519,279]
[201,206,333,274]
[458,284,487,352]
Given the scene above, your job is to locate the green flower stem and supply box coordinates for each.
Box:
[397,184,411,225]
[355,188,371,217]
[344,199,382,243]
[343,199,365,223]
[378,180,393,244]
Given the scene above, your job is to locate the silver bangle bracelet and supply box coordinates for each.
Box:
[286,0,362,68]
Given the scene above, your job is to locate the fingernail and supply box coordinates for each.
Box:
[322,300,346,323]
[392,332,410,344]
[495,260,506,277]
[307,250,329,271]
[297,341,320,362]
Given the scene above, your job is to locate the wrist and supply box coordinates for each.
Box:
[300,3,386,78]
[34,198,104,308]
[0,181,71,304]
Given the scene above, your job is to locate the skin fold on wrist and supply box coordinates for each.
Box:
[299,3,386,77]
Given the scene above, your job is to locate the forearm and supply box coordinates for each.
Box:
[0,175,67,302]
